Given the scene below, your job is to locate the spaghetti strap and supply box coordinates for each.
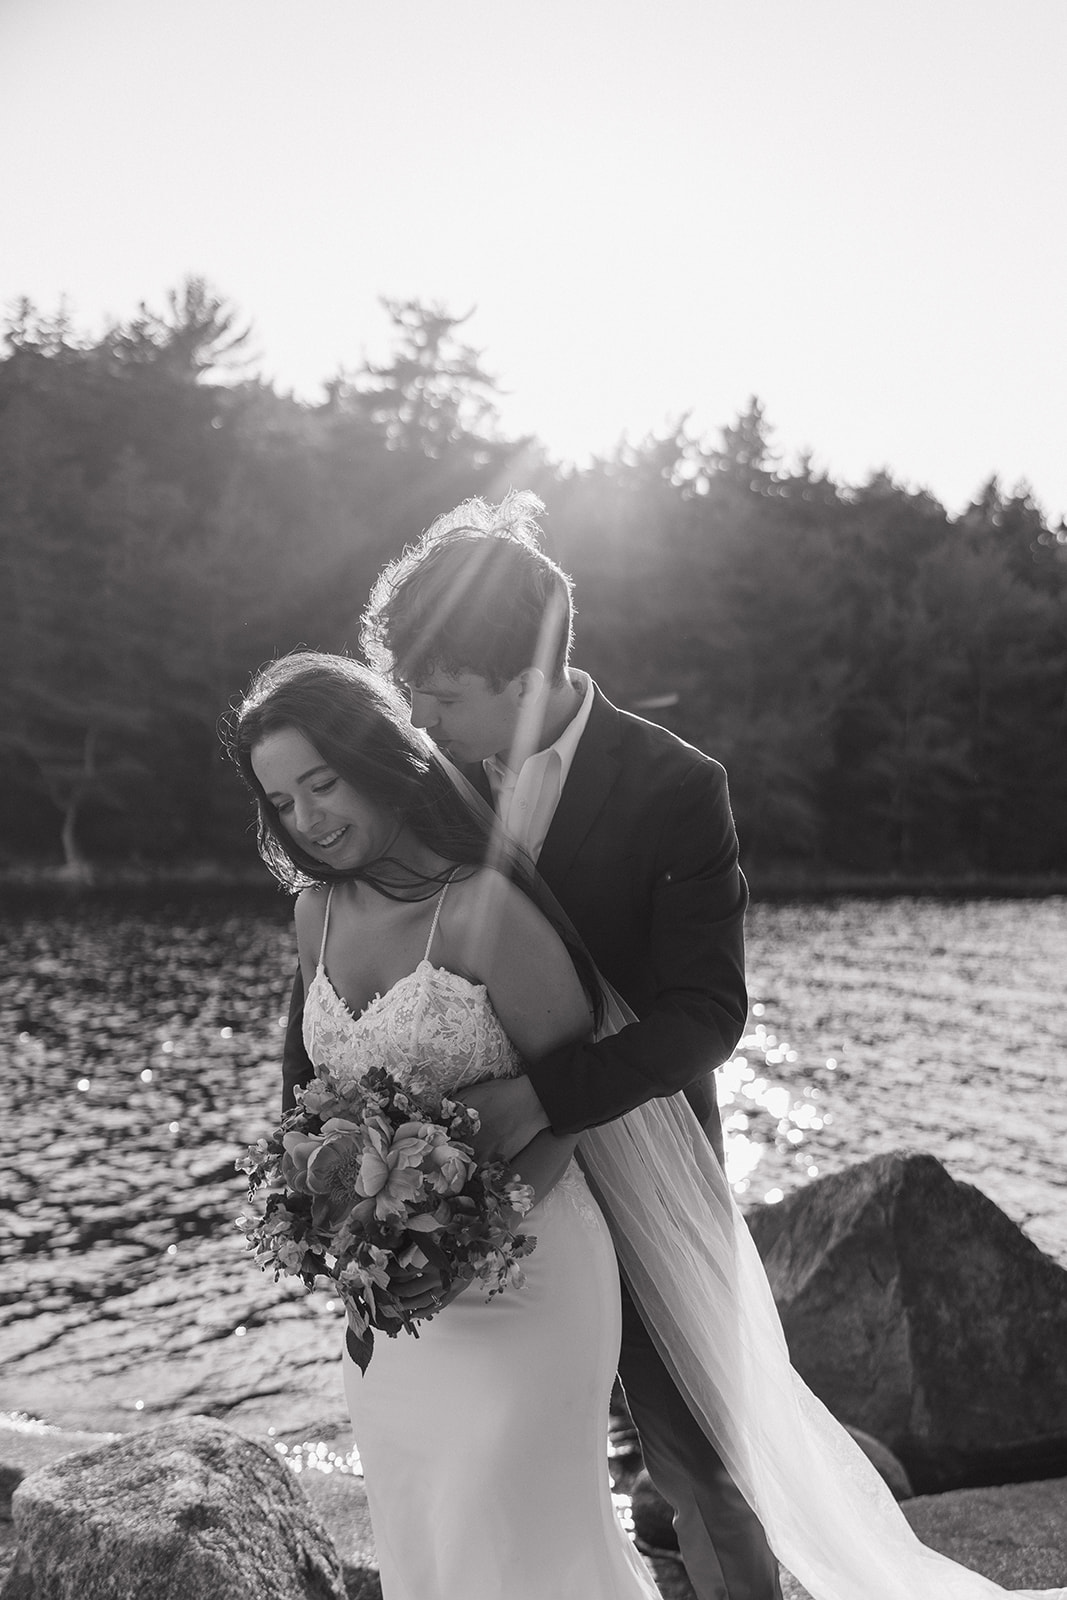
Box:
[317,886,334,969]
[423,872,458,963]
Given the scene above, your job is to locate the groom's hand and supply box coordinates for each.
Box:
[461,1076,550,1163]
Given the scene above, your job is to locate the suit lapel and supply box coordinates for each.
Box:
[537,686,623,883]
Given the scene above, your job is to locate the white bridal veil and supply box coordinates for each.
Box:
[580,984,1067,1600]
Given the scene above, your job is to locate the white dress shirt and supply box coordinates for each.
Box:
[483,672,595,861]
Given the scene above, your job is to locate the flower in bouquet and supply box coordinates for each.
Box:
[237,1065,536,1371]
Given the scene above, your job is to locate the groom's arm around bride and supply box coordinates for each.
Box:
[462,674,745,1169]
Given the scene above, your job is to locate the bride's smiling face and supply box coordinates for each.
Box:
[252,726,397,870]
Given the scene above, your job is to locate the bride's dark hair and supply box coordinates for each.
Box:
[224,650,602,1019]
[226,651,490,894]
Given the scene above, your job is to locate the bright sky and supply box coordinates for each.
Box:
[4,0,1065,522]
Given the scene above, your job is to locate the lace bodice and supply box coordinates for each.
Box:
[302,881,522,1100]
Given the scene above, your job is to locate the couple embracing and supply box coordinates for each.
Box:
[230,491,1065,1600]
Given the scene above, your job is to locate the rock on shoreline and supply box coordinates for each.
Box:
[3,1415,1066,1600]
[0,1417,353,1600]
[748,1150,1067,1493]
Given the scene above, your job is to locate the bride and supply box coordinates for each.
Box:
[229,650,1066,1600]
[232,651,659,1600]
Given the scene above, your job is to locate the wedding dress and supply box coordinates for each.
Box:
[303,882,660,1600]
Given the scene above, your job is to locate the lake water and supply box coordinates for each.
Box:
[1,889,1066,1439]
[734,896,1067,1264]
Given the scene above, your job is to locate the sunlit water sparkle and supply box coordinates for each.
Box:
[1,890,1065,1471]
[729,896,1067,1261]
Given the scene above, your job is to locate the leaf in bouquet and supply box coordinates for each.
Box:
[405,1211,444,1233]
[377,1300,408,1324]
[346,1322,375,1374]
[413,1232,452,1275]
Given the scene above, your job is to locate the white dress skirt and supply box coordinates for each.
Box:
[303,887,659,1600]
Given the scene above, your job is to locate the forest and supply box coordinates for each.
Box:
[2,278,1065,885]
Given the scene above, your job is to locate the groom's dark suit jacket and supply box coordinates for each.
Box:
[281,683,747,1157]
[514,684,745,1153]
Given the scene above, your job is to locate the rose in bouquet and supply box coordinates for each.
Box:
[237,1064,536,1371]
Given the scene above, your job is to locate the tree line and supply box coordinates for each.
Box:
[2,278,1065,884]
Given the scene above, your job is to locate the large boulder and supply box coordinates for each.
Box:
[0,1420,118,1521]
[1,1415,346,1600]
[747,1151,1067,1492]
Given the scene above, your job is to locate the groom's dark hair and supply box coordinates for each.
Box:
[361,490,575,692]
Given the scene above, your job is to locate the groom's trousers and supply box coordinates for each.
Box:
[618,1282,783,1600]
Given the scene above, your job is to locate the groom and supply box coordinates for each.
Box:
[281,491,781,1600]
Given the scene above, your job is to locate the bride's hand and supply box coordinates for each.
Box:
[389,1262,466,1318]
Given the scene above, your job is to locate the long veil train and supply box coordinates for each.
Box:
[579,993,1067,1600]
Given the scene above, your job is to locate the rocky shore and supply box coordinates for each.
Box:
[4,1411,1067,1600]
[4,892,1066,1593]
[4,1153,1067,1598]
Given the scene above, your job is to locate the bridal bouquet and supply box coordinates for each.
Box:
[237,1065,537,1371]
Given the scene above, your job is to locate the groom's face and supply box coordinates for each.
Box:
[406,666,524,767]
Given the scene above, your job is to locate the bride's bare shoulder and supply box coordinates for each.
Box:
[293,883,329,963]
[443,864,525,918]
[440,866,559,959]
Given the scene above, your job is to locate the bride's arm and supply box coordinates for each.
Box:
[393,871,594,1319]
[440,868,593,1202]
